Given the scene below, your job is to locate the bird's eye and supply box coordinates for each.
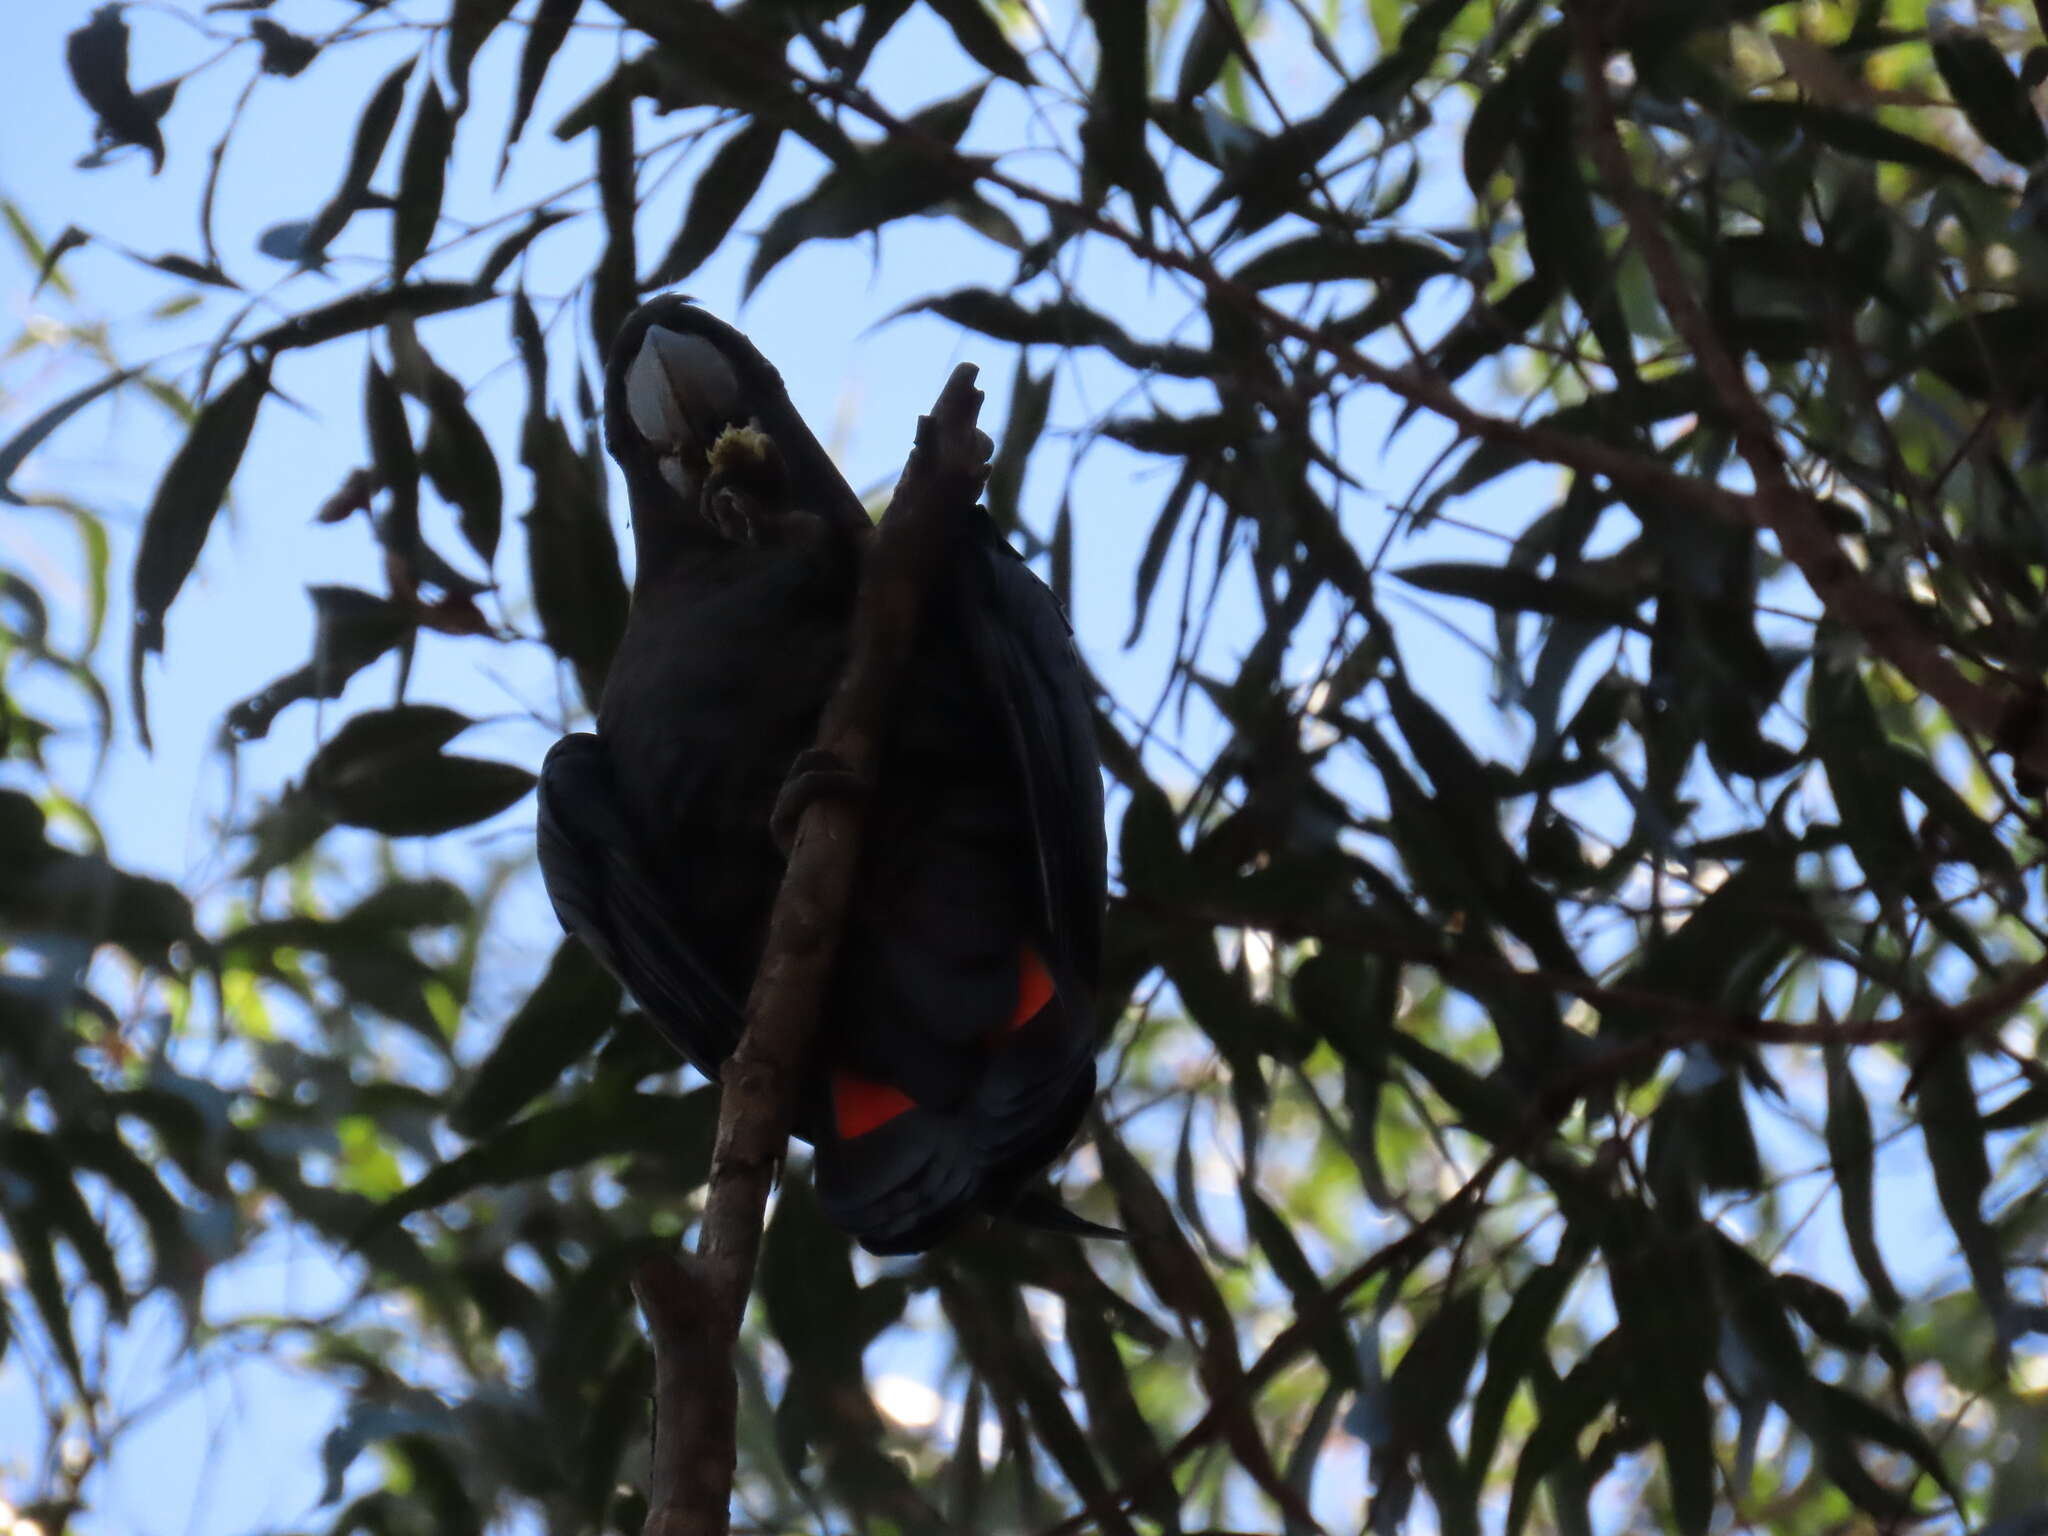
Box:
[624,327,740,456]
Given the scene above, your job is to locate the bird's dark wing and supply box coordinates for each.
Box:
[958,520,1108,990]
[811,515,1107,1253]
[536,733,744,1081]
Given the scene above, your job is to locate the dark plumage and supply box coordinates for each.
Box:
[536,298,1107,1254]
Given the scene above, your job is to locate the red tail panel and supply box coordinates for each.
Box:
[833,1072,917,1138]
[1009,946,1056,1033]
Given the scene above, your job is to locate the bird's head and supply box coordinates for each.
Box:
[604,296,868,555]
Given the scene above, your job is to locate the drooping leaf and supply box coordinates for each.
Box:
[66,5,169,172]
[130,357,272,747]
[224,586,416,744]
[364,356,421,570]
[899,287,1209,376]
[923,0,1033,84]
[392,331,504,566]
[446,0,519,116]
[1916,1046,2009,1332]
[986,355,1053,534]
[1388,1289,1483,1450]
[589,74,638,361]
[299,57,416,268]
[469,210,569,292]
[250,18,319,76]
[745,86,989,295]
[449,940,623,1137]
[393,80,453,275]
[522,411,627,712]
[363,1085,715,1235]
[324,753,535,837]
[1605,1218,1716,1536]
[1505,1337,1622,1536]
[500,0,582,177]
[1467,1236,1590,1482]
[1233,233,1460,290]
[1393,561,1641,629]
[251,281,492,355]
[1921,303,2048,404]
[646,120,782,287]
[1728,100,1985,182]
[1517,68,1635,387]
[0,370,134,506]
[1932,29,2048,168]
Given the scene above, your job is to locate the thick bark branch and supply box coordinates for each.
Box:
[635,364,990,1536]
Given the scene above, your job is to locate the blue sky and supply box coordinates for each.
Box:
[0,1,2009,1531]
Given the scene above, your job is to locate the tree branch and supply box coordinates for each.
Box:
[634,363,990,1536]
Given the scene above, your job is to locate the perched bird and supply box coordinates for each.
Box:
[536,298,1108,1254]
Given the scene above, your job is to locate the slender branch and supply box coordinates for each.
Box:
[634,364,991,1536]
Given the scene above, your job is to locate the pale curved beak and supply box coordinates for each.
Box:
[624,328,741,501]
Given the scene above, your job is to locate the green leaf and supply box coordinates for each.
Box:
[55,1122,208,1311]
[1606,1220,1716,1536]
[3,1131,128,1322]
[1464,31,1559,195]
[899,288,1209,376]
[1808,656,1920,899]
[0,369,134,507]
[1233,233,1460,290]
[647,120,782,287]
[1175,0,1249,104]
[589,73,638,361]
[447,0,518,115]
[449,940,622,1137]
[987,355,1053,535]
[1983,1080,2048,1131]
[1600,854,1803,1041]
[130,357,272,748]
[1921,303,2048,403]
[1081,0,1150,184]
[0,1206,85,1392]
[1916,1047,2009,1328]
[1728,100,1985,182]
[1506,1337,1621,1536]
[225,586,416,745]
[365,1084,717,1233]
[500,0,581,176]
[408,356,503,567]
[324,753,535,837]
[1933,30,2048,168]
[473,206,573,289]
[364,356,420,558]
[745,86,988,295]
[250,281,493,354]
[66,5,167,172]
[311,704,474,778]
[1467,1236,1588,1482]
[923,0,1033,84]
[1389,1290,1483,1448]
[393,80,453,275]
[522,413,627,713]
[250,18,320,77]
[301,57,416,267]
[1517,71,1634,387]
[1393,561,1641,629]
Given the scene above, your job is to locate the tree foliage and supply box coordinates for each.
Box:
[8,0,2048,1531]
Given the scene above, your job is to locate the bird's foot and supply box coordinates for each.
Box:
[771,748,869,854]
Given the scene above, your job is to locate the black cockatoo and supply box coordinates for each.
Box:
[535,297,1107,1255]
